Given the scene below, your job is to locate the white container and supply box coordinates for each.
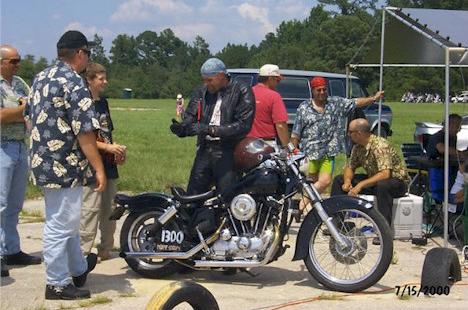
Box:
[359,194,423,239]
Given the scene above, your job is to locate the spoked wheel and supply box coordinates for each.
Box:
[304,206,393,292]
[121,210,182,278]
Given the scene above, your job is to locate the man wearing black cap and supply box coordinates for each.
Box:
[170,58,255,234]
[24,30,106,300]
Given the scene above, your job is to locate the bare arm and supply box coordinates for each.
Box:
[96,141,126,157]
[78,132,106,192]
[342,165,355,192]
[0,105,25,124]
[275,122,290,148]
[355,91,385,108]
[435,142,459,156]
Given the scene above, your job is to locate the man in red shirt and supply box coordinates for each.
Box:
[247,64,289,149]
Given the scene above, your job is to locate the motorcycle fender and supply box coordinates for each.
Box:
[292,195,374,261]
[111,192,174,219]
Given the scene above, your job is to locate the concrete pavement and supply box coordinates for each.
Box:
[1,198,468,309]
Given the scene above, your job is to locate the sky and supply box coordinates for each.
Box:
[1,0,321,62]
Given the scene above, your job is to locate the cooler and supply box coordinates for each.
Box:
[359,194,423,239]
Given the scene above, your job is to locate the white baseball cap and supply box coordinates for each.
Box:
[259,64,281,77]
[177,94,182,99]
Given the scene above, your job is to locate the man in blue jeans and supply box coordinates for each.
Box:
[0,44,41,277]
[25,31,106,300]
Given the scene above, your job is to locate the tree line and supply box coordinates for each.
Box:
[17,0,468,100]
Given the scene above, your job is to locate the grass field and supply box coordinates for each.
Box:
[25,100,468,199]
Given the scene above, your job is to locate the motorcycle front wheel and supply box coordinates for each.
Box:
[120,210,182,278]
[304,204,393,292]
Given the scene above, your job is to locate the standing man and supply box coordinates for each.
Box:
[291,76,384,216]
[331,118,409,242]
[1,45,41,278]
[25,31,106,300]
[170,58,254,234]
[247,64,289,149]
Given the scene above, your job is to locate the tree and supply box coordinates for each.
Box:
[90,34,109,67]
[110,34,139,66]
[319,0,377,15]
[215,43,251,68]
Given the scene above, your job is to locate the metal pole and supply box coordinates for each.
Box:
[444,47,450,247]
[345,66,350,98]
[378,9,386,136]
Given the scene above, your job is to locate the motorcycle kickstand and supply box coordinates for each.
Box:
[196,226,211,255]
[240,268,259,277]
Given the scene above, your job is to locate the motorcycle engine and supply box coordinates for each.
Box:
[230,194,256,221]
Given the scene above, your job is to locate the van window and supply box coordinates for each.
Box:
[233,75,253,87]
[329,79,345,97]
[350,80,366,98]
[276,77,310,99]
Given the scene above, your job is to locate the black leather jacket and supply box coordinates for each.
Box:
[180,78,255,147]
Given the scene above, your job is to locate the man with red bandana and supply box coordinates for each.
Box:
[291,76,384,217]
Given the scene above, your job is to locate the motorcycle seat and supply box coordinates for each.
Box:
[170,186,217,204]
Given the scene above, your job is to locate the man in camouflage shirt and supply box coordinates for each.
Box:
[291,76,384,217]
[25,31,106,300]
[331,118,409,228]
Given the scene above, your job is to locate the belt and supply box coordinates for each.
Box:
[1,137,24,143]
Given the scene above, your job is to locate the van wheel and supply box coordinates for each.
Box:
[373,127,388,138]
[146,280,219,310]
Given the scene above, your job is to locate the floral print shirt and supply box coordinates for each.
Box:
[349,134,410,184]
[0,75,30,140]
[24,61,100,188]
[291,96,355,160]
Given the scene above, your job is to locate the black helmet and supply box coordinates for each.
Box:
[234,137,275,172]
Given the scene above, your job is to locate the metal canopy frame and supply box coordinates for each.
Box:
[348,7,468,247]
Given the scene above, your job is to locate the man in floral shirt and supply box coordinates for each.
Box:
[331,118,409,243]
[24,30,106,300]
[291,76,384,217]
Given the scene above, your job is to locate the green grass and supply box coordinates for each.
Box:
[25,100,468,199]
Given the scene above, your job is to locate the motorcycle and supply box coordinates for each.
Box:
[110,139,393,293]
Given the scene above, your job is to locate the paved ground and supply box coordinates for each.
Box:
[1,198,468,310]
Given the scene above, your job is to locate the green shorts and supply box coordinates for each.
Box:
[308,157,335,175]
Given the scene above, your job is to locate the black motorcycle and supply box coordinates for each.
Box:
[111,139,393,293]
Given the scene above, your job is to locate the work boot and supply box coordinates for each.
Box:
[72,253,97,287]
[45,284,90,300]
[1,258,9,277]
[4,251,41,265]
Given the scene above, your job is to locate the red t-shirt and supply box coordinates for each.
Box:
[248,84,288,139]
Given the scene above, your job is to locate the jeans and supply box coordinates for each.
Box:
[0,140,28,256]
[43,187,87,286]
[331,174,408,225]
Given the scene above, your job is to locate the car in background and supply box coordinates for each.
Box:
[227,68,393,138]
[451,91,468,103]
[414,114,468,152]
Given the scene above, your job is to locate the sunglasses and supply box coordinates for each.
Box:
[2,57,21,65]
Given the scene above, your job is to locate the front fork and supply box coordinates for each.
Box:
[289,163,349,249]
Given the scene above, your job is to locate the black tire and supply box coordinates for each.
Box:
[121,211,181,278]
[372,126,388,138]
[303,204,393,292]
[146,280,219,310]
[421,248,461,290]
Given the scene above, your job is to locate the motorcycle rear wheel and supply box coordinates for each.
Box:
[121,211,182,278]
[304,204,393,292]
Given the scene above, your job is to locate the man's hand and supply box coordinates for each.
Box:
[170,118,185,137]
[94,170,107,192]
[373,91,385,101]
[342,181,352,193]
[105,143,126,157]
[348,183,363,197]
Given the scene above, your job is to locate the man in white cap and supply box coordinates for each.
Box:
[247,64,289,149]
[170,57,255,234]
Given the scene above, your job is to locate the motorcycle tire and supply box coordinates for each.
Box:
[121,211,182,278]
[145,280,219,310]
[303,203,393,292]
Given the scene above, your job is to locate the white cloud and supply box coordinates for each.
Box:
[64,22,113,39]
[236,2,275,33]
[111,0,192,22]
[168,23,216,42]
[274,0,309,18]
[51,13,62,20]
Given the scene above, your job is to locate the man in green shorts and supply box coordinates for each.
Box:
[291,76,384,217]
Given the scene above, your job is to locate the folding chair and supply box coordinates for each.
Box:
[400,143,428,195]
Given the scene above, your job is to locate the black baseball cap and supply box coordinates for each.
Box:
[56,30,95,49]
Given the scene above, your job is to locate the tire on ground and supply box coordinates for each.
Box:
[146,280,219,310]
[421,247,461,290]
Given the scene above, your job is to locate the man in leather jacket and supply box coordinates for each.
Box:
[170,58,255,234]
